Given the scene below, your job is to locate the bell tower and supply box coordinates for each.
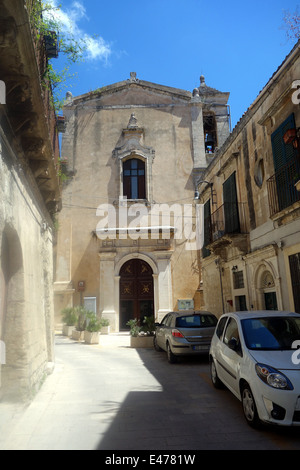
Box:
[191,75,230,183]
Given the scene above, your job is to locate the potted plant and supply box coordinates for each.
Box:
[61,307,77,336]
[72,306,87,341]
[84,313,102,344]
[127,317,154,348]
[100,317,110,335]
[142,316,155,336]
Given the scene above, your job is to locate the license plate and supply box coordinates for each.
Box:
[192,345,209,351]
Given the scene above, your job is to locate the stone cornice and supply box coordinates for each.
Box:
[0,0,61,216]
[66,75,192,107]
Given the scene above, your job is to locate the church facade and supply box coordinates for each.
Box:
[54,73,230,331]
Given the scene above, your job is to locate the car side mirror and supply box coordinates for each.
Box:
[154,322,160,327]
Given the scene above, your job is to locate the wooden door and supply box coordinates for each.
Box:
[120,259,154,330]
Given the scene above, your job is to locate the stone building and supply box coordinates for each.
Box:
[0,0,61,400]
[54,73,230,331]
[198,41,300,317]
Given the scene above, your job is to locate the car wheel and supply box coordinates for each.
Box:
[210,358,223,389]
[153,336,162,352]
[241,384,261,428]
[167,342,177,364]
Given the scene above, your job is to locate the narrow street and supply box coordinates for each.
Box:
[1,335,300,451]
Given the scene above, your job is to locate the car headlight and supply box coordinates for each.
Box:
[255,363,294,390]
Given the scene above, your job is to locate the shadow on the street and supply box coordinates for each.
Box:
[94,348,300,451]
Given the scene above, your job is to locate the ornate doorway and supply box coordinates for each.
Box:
[120,259,154,330]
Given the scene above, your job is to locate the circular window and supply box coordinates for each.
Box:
[254,159,265,188]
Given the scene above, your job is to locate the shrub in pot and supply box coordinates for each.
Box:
[72,306,88,341]
[126,318,141,337]
[84,313,102,344]
[100,317,110,335]
[61,307,78,336]
[141,315,155,336]
[127,318,154,348]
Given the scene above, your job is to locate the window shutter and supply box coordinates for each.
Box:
[202,200,211,258]
[271,113,297,171]
[289,253,300,314]
[223,172,240,233]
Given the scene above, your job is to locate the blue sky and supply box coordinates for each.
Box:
[50,0,299,128]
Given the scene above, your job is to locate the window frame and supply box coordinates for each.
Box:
[122,157,146,200]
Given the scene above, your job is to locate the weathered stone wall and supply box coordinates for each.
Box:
[200,44,300,317]
[0,131,55,401]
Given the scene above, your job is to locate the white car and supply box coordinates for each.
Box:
[209,311,300,427]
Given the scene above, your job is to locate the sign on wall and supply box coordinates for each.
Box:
[178,299,194,311]
[84,297,97,314]
[78,281,86,292]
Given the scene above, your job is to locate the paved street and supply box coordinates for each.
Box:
[1,334,300,451]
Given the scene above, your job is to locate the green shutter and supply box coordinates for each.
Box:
[202,200,211,258]
[271,113,297,171]
[223,172,240,233]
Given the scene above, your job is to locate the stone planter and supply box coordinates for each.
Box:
[295,180,300,192]
[72,330,84,341]
[100,326,110,335]
[62,325,75,336]
[84,331,100,344]
[130,335,154,349]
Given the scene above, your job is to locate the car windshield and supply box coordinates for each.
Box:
[176,315,217,328]
[241,316,300,350]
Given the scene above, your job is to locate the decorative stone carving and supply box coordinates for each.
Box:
[128,113,138,129]
[112,113,155,163]
[261,271,275,289]
[129,72,138,82]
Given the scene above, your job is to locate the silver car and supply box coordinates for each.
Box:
[154,310,218,363]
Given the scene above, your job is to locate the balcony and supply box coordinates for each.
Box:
[204,202,248,256]
[44,32,59,59]
[56,115,66,133]
[267,158,300,218]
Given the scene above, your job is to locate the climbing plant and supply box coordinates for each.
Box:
[28,0,86,110]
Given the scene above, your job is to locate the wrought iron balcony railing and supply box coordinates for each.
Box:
[204,202,248,246]
[267,158,300,217]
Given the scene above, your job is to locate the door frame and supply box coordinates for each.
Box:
[119,258,154,330]
[115,254,159,331]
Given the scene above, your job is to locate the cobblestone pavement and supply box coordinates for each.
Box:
[1,334,300,451]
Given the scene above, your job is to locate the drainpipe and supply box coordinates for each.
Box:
[215,257,225,315]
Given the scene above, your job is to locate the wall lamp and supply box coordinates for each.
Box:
[194,180,217,205]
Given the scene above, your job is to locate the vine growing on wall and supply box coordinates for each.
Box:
[28,0,87,110]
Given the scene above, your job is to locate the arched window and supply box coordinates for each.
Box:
[123,158,146,200]
[203,114,217,154]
